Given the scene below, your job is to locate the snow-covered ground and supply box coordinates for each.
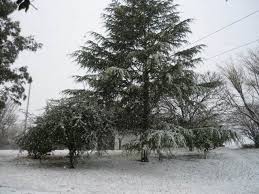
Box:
[0,148,259,194]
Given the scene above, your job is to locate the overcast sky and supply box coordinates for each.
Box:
[11,0,259,118]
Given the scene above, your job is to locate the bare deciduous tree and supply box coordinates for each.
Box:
[224,48,259,147]
[0,100,18,145]
[0,102,18,146]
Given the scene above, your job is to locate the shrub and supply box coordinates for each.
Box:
[187,127,240,158]
[16,126,53,159]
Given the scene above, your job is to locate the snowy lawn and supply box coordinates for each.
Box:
[0,148,259,194]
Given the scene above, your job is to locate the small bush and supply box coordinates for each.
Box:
[184,127,240,158]
[16,126,53,159]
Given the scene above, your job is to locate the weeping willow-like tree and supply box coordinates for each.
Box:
[73,0,203,162]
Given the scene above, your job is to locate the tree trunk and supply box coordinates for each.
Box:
[143,70,150,133]
[69,150,75,169]
[203,149,209,159]
[188,140,194,152]
[118,138,122,150]
[141,145,149,162]
[140,67,150,162]
[157,149,163,161]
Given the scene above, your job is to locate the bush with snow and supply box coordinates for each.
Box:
[16,125,53,159]
[17,97,114,168]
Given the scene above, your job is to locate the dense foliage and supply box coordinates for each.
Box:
[163,72,240,154]
[73,0,205,161]
[17,96,114,168]
[16,125,53,159]
[0,0,41,109]
[16,0,241,165]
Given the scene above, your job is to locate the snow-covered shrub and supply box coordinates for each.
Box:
[17,95,114,168]
[16,126,53,159]
[124,122,240,160]
[38,97,114,168]
[123,122,188,161]
[186,127,240,158]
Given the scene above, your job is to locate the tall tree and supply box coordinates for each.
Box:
[224,48,259,148]
[0,0,41,109]
[73,0,203,161]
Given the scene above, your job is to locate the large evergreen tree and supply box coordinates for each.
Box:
[73,0,203,161]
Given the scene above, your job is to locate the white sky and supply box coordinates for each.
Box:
[11,0,259,118]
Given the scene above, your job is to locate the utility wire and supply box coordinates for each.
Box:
[188,10,259,46]
[205,38,259,61]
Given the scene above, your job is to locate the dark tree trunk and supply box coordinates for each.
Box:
[69,150,75,169]
[141,147,149,162]
[33,153,38,159]
[140,66,150,162]
[118,138,122,150]
[157,149,163,161]
[140,133,149,162]
[203,149,209,159]
[188,139,194,152]
[142,70,150,133]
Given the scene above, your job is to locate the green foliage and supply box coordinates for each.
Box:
[162,73,225,128]
[16,126,53,159]
[157,72,241,156]
[147,123,187,151]
[17,96,114,167]
[44,97,113,152]
[124,123,239,159]
[186,127,240,153]
[0,0,41,109]
[72,0,203,161]
[20,96,114,168]
[73,0,203,122]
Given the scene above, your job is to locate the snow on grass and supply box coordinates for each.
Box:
[0,148,259,194]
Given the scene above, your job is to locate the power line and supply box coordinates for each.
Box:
[205,38,259,61]
[189,10,259,46]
